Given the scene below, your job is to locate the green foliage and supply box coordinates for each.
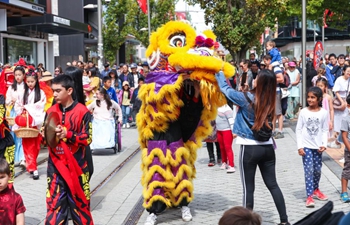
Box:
[186,0,288,60]
[103,0,176,63]
[285,0,350,28]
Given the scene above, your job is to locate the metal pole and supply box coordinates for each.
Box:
[302,0,306,107]
[147,0,151,40]
[97,0,104,71]
[322,25,325,55]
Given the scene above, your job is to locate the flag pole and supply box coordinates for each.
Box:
[147,0,151,40]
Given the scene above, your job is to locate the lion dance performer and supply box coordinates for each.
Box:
[137,21,235,225]
[0,94,15,187]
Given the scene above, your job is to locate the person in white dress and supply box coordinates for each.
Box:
[14,69,46,180]
[87,88,122,151]
[5,66,25,167]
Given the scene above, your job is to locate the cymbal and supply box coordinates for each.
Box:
[45,112,60,149]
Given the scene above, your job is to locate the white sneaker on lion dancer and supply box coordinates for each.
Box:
[181,206,192,221]
[145,213,157,225]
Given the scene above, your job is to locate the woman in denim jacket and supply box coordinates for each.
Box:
[215,69,290,225]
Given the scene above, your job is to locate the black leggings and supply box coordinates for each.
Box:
[239,145,288,223]
[206,142,221,161]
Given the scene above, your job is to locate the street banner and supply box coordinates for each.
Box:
[137,0,147,14]
[313,41,324,70]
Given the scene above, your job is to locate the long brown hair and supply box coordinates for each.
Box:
[96,88,112,110]
[250,69,276,131]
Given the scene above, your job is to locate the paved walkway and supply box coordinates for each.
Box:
[18,126,350,225]
[136,127,350,225]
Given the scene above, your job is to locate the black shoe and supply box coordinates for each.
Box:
[33,170,39,180]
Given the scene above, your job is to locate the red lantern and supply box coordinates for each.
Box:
[15,113,33,127]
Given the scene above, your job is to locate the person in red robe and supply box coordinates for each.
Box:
[44,75,93,225]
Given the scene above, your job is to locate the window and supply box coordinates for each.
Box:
[4,38,37,65]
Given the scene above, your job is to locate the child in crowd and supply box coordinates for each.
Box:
[82,69,92,100]
[339,95,350,203]
[316,78,335,147]
[87,88,122,150]
[5,66,25,168]
[216,104,235,173]
[218,206,261,225]
[0,158,26,225]
[118,81,133,128]
[204,121,221,166]
[103,76,118,103]
[266,41,282,65]
[312,68,327,87]
[14,69,46,180]
[296,86,329,208]
[45,75,93,224]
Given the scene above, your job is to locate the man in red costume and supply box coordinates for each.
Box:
[44,75,93,225]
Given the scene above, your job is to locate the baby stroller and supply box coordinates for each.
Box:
[90,109,122,154]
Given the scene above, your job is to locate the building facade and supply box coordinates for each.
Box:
[0,0,90,72]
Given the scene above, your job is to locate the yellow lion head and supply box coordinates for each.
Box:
[145,21,235,109]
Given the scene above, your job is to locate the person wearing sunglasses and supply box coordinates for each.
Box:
[54,66,63,77]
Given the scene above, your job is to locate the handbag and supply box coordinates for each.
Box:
[281,88,290,99]
[243,92,273,142]
[333,79,350,110]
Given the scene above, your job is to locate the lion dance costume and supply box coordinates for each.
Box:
[137,21,235,214]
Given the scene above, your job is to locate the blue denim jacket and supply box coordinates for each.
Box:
[216,71,255,140]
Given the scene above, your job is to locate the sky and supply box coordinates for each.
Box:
[175,0,212,33]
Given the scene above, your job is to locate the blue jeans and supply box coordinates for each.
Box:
[302,148,322,197]
[121,105,130,125]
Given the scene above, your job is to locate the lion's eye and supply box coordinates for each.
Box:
[169,35,186,48]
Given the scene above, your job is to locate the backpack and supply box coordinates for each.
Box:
[294,201,344,225]
[283,72,291,87]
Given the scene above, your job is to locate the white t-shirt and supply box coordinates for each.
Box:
[296,107,328,149]
[287,69,300,97]
[133,74,139,88]
[333,76,350,98]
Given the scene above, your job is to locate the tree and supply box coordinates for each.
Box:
[103,0,176,63]
[186,0,288,60]
[285,0,350,28]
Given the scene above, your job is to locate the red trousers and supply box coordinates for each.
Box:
[22,135,41,172]
[217,130,234,167]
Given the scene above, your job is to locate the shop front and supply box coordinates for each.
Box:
[0,33,47,68]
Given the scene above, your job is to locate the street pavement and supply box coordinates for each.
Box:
[15,126,350,225]
[136,127,350,225]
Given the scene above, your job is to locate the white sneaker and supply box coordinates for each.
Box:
[126,123,130,128]
[145,213,157,225]
[181,206,192,221]
[122,124,126,128]
[220,162,227,170]
[20,160,26,169]
[227,166,236,173]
